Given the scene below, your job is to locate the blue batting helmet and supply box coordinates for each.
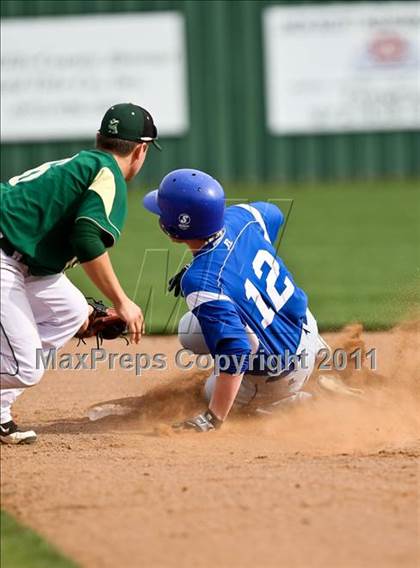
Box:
[143,168,225,240]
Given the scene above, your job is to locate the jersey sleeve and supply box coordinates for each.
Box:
[182,273,251,374]
[71,218,106,262]
[75,166,127,245]
[236,202,284,244]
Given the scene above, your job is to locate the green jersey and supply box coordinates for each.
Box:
[0,150,127,275]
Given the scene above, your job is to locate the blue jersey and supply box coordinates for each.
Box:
[181,202,308,374]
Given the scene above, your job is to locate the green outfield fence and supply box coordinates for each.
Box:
[1,0,420,185]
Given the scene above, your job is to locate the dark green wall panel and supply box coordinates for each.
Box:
[1,0,419,184]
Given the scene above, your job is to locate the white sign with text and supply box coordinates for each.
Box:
[1,12,189,140]
[263,2,420,133]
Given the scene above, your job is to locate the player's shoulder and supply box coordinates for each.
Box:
[77,150,126,188]
[223,204,251,237]
[225,202,284,243]
[227,201,283,223]
[76,149,120,173]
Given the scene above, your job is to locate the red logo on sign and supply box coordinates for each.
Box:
[368,34,408,64]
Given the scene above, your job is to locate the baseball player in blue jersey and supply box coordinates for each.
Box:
[143,168,324,432]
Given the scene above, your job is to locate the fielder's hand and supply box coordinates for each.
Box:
[173,409,223,433]
[114,298,145,344]
[168,264,190,298]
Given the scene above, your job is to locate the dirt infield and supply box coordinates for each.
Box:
[1,324,419,568]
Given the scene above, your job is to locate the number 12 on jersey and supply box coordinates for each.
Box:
[245,249,295,328]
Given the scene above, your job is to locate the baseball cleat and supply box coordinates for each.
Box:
[0,420,37,445]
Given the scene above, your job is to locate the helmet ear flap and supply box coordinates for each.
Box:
[159,218,182,240]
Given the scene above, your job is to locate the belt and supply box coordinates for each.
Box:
[0,235,24,262]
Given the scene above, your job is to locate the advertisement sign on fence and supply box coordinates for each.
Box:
[263,2,420,134]
[1,12,189,141]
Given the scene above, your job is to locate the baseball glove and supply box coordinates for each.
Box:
[75,297,128,347]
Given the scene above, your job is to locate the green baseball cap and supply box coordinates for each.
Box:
[99,102,161,150]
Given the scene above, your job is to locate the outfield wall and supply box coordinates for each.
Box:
[1,0,419,184]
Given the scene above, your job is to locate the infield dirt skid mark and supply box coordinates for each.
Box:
[1,329,419,568]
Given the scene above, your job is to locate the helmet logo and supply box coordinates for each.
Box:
[178,213,191,230]
[108,118,119,134]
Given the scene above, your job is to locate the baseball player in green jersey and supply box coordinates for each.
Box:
[0,103,160,444]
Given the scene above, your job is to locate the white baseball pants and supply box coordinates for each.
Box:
[0,250,88,423]
[178,308,323,410]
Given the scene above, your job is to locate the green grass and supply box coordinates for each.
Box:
[68,179,420,332]
[0,511,77,568]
